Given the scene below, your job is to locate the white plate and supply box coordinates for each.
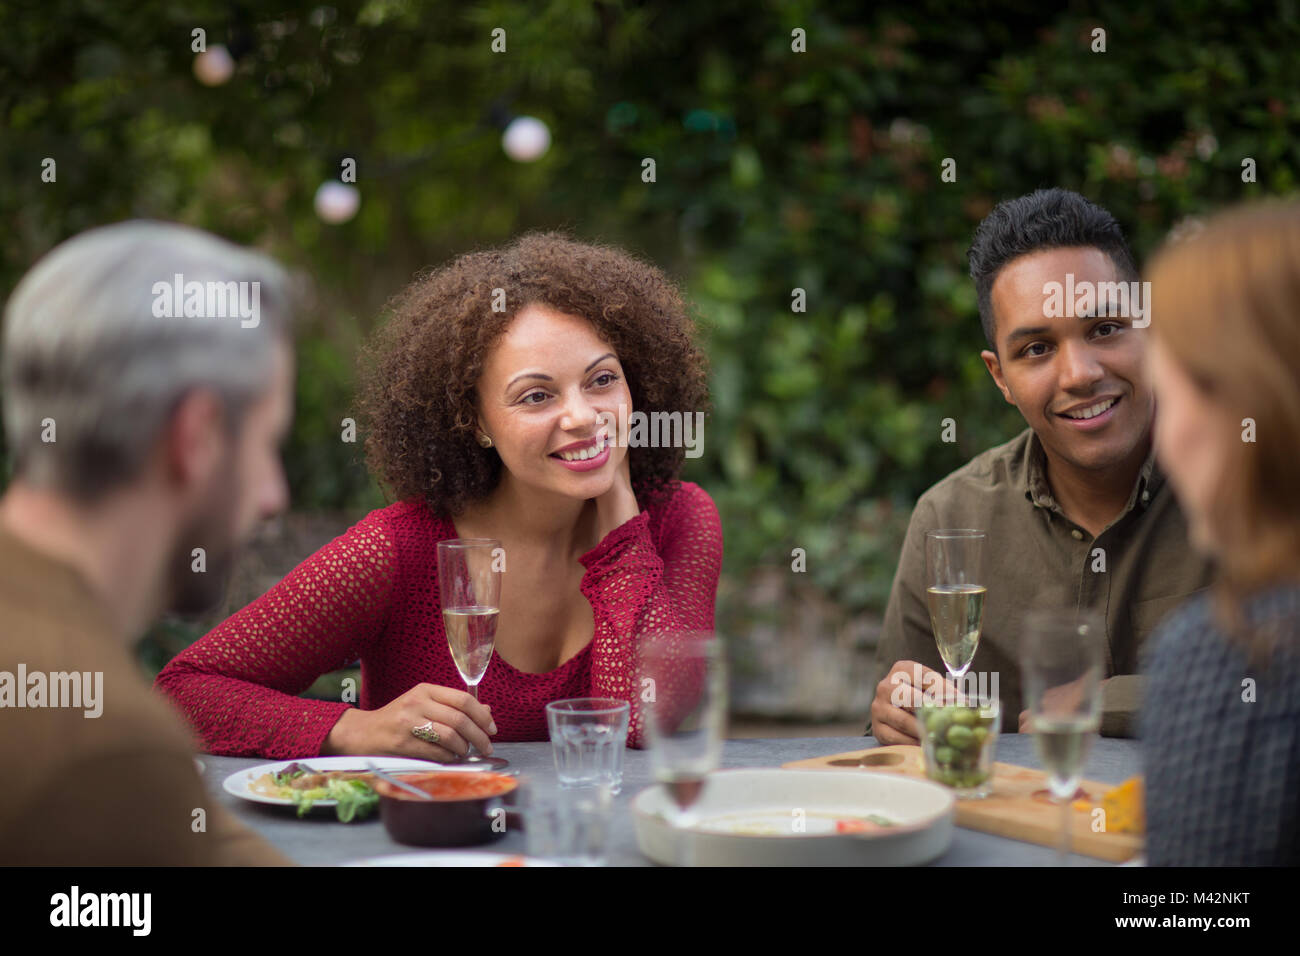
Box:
[222,756,450,808]
[343,852,560,867]
[633,768,955,866]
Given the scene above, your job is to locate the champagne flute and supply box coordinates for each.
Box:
[638,632,727,866]
[437,538,508,769]
[1020,610,1103,864]
[925,530,987,689]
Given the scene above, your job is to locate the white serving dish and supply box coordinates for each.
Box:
[633,768,954,866]
[343,852,559,867]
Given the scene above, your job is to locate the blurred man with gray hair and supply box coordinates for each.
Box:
[0,220,294,864]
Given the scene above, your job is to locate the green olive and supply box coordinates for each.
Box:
[934,745,955,766]
[946,724,974,750]
[972,726,989,745]
[950,708,977,727]
[924,709,951,736]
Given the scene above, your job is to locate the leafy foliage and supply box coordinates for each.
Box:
[2,1,1297,674]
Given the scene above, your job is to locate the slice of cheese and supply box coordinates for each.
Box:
[1101,776,1144,834]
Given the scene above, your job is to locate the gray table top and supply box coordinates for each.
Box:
[200,734,1141,866]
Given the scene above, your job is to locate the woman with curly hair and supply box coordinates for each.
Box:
[155,233,721,757]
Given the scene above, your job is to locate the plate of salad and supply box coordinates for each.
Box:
[223,757,445,822]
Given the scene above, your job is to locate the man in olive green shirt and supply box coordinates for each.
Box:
[869,189,1212,741]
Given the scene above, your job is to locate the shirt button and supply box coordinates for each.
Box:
[1071,529,1084,540]
[1141,490,1151,504]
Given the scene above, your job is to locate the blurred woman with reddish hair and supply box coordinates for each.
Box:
[1141,201,1300,865]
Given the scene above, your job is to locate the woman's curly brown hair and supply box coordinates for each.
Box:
[358,232,710,517]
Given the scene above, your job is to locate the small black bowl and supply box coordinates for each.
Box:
[375,772,519,848]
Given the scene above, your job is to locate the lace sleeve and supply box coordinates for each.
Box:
[579,482,723,748]
[154,509,396,758]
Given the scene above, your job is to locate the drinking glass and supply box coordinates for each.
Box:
[1020,610,1104,864]
[520,780,613,866]
[917,697,1000,799]
[925,530,987,682]
[637,632,727,866]
[437,538,508,769]
[545,698,630,793]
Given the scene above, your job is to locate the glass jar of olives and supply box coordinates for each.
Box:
[916,698,1000,799]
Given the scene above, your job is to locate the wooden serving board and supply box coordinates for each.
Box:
[783,745,1142,862]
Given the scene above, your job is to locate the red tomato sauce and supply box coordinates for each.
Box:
[381,772,517,801]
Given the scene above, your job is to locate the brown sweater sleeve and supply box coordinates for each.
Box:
[3,749,292,866]
[206,803,296,866]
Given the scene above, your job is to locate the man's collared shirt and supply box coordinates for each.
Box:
[869,427,1214,738]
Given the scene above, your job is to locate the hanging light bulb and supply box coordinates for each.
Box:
[502,116,551,162]
[193,45,235,86]
[314,181,360,224]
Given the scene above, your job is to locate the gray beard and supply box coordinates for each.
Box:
[165,456,241,617]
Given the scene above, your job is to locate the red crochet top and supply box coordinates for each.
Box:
[154,481,721,757]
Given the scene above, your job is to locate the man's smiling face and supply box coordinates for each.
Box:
[980,246,1154,473]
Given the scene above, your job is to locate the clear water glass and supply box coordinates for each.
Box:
[545,698,630,793]
[521,782,613,866]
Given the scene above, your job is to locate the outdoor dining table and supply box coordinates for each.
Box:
[202,734,1142,866]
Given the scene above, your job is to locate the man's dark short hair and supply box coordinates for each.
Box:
[967,188,1138,350]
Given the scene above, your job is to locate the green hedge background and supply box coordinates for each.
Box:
[3,1,1297,708]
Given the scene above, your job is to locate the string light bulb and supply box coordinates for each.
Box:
[314,180,360,224]
[502,116,551,162]
[193,45,235,86]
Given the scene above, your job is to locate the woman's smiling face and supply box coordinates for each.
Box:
[475,304,632,500]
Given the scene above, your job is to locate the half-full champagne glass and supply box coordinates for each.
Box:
[438,538,508,769]
[1020,610,1104,864]
[925,529,987,689]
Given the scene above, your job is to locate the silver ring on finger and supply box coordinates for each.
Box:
[411,720,442,745]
